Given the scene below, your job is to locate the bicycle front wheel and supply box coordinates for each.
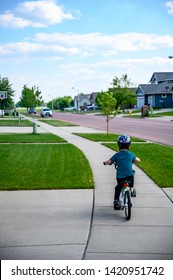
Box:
[124,191,131,220]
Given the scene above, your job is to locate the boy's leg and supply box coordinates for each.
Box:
[113,180,122,210]
[114,184,122,200]
[128,176,134,189]
[128,175,136,197]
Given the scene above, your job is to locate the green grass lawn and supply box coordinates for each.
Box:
[73,133,173,188]
[1,129,172,190]
[73,133,145,142]
[103,143,173,188]
[0,144,94,190]
[0,133,66,143]
[152,111,173,117]
[39,119,78,126]
[0,119,32,126]
[123,110,173,118]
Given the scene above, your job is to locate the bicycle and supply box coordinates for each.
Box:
[103,162,136,220]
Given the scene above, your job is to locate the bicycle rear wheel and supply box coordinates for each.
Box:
[124,191,131,220]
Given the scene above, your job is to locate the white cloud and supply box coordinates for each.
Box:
[0,0,74,28]
[34,32,173,51]
[6,54,173,102]
[0,12,32,28]
[165,1,173,15]
[0,41,80,60]
[17,0,74,24]
[1,32,172,60]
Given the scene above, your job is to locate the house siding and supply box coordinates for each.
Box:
[155,94,173,108]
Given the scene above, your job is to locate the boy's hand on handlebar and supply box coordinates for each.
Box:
[103,160,112,165]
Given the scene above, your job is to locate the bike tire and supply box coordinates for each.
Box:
[124,191,131,220]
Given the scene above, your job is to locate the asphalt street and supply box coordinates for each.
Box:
[52,112,173,146]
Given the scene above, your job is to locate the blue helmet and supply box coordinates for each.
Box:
[117,134,131,149]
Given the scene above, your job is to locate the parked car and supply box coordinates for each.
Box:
[40,107,53,117]
[64,107,76,111]
[4,109,11,116]
[29,108,36,114]
[86,105,100,111]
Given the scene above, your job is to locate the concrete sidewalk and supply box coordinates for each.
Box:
[0,119,173,260]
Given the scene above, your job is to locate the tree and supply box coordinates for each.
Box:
[34,86,44,107]
[97,91,117,135]
[56,96,73,110]
[19,85,43,111]
[0,76,14,110]
[109,74,136,110]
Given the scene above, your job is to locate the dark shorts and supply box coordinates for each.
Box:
[117,175,134,188]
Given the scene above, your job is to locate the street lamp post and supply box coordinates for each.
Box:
[72,87,80,112]
[48,95,54,111]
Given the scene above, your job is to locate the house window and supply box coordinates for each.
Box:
[161,94,167,98]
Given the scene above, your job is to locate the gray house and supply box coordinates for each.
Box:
[136,72,173,108]
[74,92,99,109]
[74,94,91,109]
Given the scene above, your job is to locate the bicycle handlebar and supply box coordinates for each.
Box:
[103,161,117,168]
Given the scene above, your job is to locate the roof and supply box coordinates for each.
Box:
[137,81,173,94]
[90,92,99,100]
[74,94,91,102]
[149,72,173,83]
[129,87,137,93]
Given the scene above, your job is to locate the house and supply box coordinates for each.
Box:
[74,94,91,109]
[74,92,99,109]
[136,72,173,108]
[90,92,99,105]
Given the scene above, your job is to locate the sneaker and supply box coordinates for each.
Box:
[113,200,121,210]
[131,188,136,197]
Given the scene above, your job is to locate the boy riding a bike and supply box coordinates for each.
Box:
[104,134,140,210]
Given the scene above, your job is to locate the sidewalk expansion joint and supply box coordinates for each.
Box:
[0,243,85,249]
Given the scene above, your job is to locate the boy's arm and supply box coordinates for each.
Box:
[104,154,116,165]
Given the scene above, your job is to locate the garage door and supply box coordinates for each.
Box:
[137,97,144,109]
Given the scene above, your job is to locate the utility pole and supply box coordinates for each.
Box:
[72,87,80,112]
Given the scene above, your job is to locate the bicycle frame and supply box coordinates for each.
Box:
[119,183,132,206]
[119,181,133,220]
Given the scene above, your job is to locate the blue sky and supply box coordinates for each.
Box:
[0,0,173,102]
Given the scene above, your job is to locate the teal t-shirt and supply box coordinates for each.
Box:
[110,150,136,179]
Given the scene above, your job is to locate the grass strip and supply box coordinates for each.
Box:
[0,119,32,126]
[152,111,173,117]
[0,133,66,143]
[103,142,173,188]
[39,119,78,126]
[73,133,145,142]
[0,144,94,190]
